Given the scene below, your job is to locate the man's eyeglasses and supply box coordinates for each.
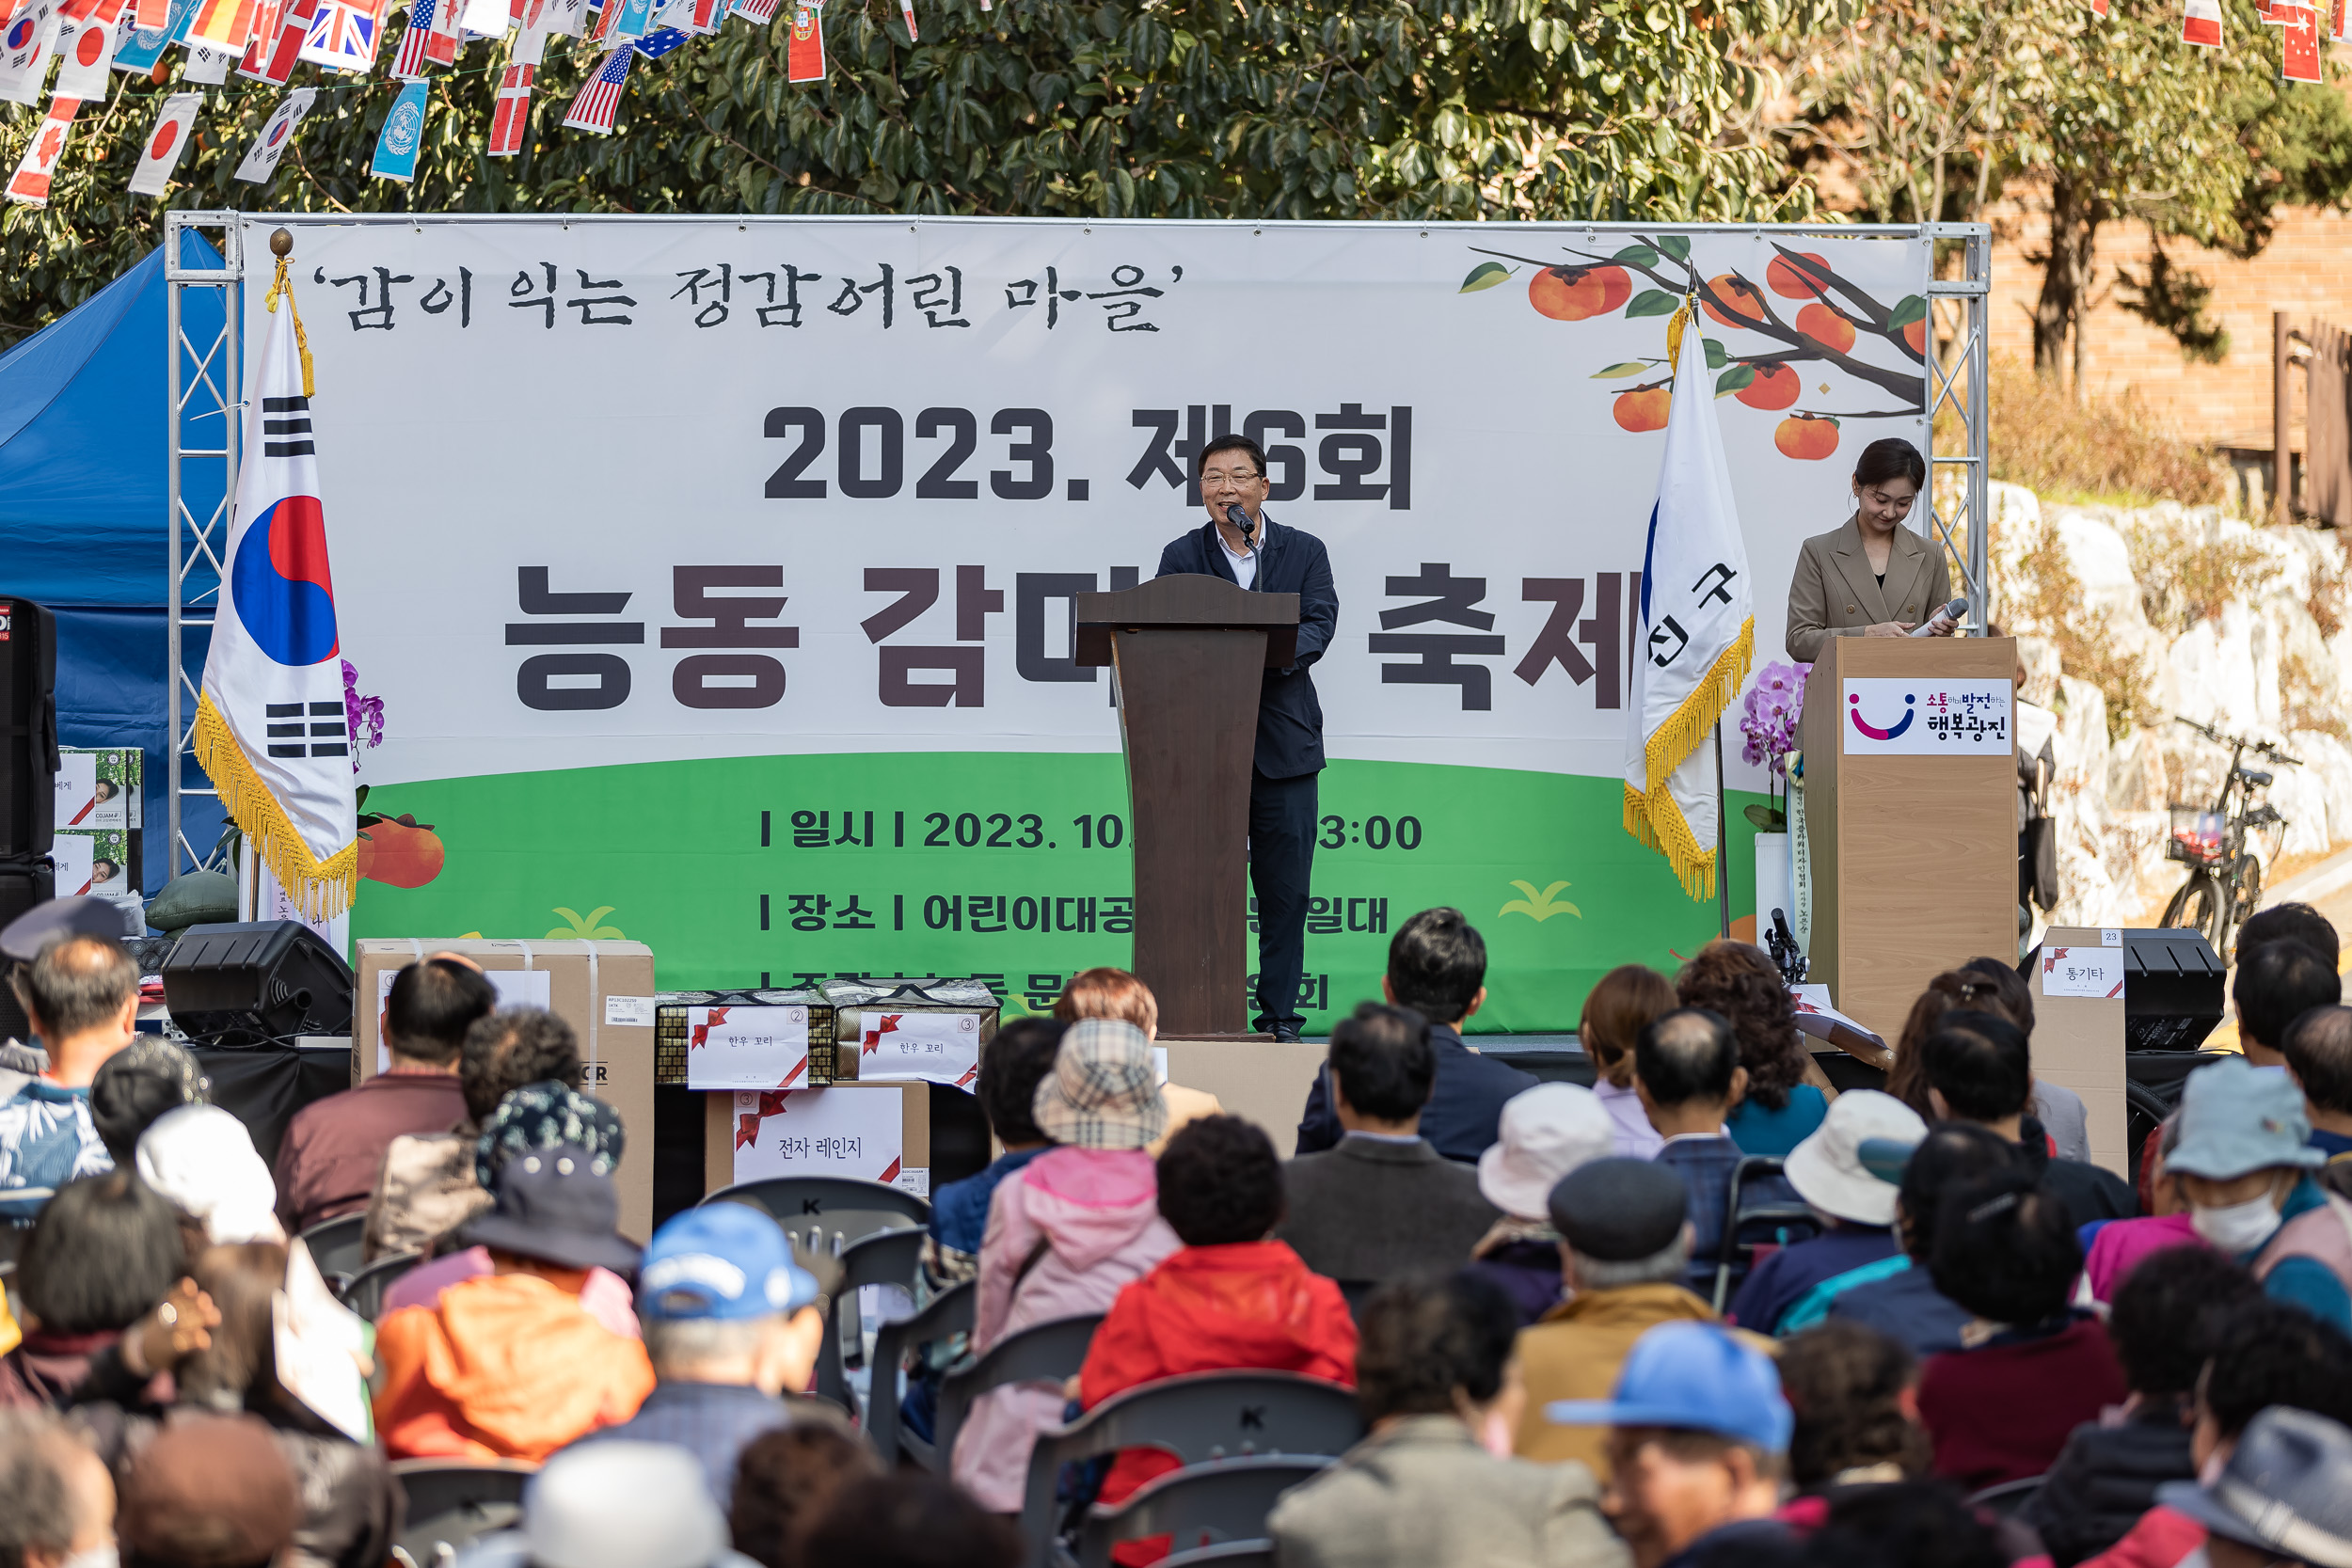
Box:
[1201,470,1262,487]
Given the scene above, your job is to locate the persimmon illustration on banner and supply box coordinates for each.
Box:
[1458,233,1930,465]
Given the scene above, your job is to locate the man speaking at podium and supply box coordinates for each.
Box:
[1155,436,1340,1042]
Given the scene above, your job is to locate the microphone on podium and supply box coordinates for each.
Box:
[1225,503,1257,550]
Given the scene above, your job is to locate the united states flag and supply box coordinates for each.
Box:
[731,0,778,23]
[561,41,628,132]
[389,0,435,72]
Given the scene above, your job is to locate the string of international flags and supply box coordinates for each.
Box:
[0,0,882,206]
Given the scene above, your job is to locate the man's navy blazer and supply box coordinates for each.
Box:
[1153,514,1338,780]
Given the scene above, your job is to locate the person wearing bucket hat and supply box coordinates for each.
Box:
[561,1202,835,1510]
[374,1145,655,1463]
[1727,1090,1923,1336]
[2157,1405,2352,1568]
[1278,1003,1500,1290]
[2168,1056,2350,1335]
[953,1018,1179,1512]
[1463,1081,1615,1324]
[135,1104,283,1245]
[1547,1321,1793,1568]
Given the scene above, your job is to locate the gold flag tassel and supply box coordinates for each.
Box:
[193,694,359,921]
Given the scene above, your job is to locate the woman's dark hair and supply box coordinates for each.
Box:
[2108,1245,2259,1399]
[1777,1320,1929,1489]
[1958,958,2034,1035]
[1888,974,2026,1117]
[1155,1115,1281,1246]
[976,1019,1063,1148]
[175,1242,287,1414]
[1897,1124,2020,1261]
[729,1424,885,1568]
[1929,1166,2079,1325]
[800,1473,1019,1568]
[1579,965,1677,1090]
[15,1169,184,1335]
[459,1007,583,1125]
[1917,1011,2033,1123]
[1676,941,1805,1112]
[1851,438,1926,491]
[1804,1481,2009,1568]
[88,1037,210,1164]
[2201,1298,2352,1440]
[1354,1273,1518,1424]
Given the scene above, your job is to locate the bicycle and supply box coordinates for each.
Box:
[2160,716,2296,957]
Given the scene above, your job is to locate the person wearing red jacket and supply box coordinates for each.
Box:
[1075,1115,1358,1564]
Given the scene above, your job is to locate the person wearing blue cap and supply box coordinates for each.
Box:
[1546,1321,1793,1568]
[2169,1055,2352,1335]
[560,1201,836,1509]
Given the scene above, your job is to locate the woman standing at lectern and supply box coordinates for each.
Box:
[1785,438,1961,662]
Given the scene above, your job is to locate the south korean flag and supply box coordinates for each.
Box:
[232,84,311,182]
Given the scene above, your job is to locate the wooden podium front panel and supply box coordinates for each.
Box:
[1802,638,2016,1042]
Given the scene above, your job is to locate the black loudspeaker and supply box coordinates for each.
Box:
[0,598,59,860]
[161,921,354,1048]
[2028,928,2226,1052]
[0,856,55,1043]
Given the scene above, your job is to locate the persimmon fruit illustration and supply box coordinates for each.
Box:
[1767,252,1834,300]
[1701,275,1768,328]
[1774,415,1840,461]
[358,815,446,889]
[1613,388,1672,433]
[1737,363,1801,411]
[1796,302,1856,355]
[1903,317,1928,355]
[1530,264,1631,322]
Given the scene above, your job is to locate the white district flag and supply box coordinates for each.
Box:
[1623,301,1755,902]
[193,264,358,918]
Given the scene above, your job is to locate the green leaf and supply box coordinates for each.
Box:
[1592,360,1653,379]
[1703,337,1727,369]
[1613,243,1658,267]
[1626,288,1679,317]
[1657,235,1692,261]
[1889,293,1929,327]
[1715,364,1757,394]
[1742,804,1787,831]
[1458,261,1515,293]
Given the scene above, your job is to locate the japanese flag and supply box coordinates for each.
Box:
[50,5,114,95]
[5,95,77,206]
[2182,0,2222,43]
[232,83,311,180]
[0,0,60,105]
[2281,0,2323,76]
[784,0,819,79]
[127,87,198,194]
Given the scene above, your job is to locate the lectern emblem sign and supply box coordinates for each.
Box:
[1840,678,2010,756]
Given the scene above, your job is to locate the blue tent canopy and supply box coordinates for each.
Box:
[0,231,232,892]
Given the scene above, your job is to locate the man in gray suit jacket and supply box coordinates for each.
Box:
[1278,1003,1500,1287]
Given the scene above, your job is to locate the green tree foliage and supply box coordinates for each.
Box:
[0,0,1833,345]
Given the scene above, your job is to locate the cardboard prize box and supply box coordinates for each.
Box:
[355,938,658,1239]
[703,1081,931,1199]
[2026,926,2130,1179]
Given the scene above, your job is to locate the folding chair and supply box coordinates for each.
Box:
[298,1212,369,1293]
[816,1225,929,1415]
[1711,1157,1820,1313]
[937,1311,1104,1480]
[1965,1475,2047,1519]
[390,1459,536,1566]
[701,1176,930,1249]
[1075,1456,1328,1568]
[1019,1371,1362,1568]
[1160,1544,1276,1568]
[339,1249,421,1322]
[865,1278,976,1469]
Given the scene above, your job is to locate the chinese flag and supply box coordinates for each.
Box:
[2282,1,2323,77]
[785,0,821,80]
[2182,0,2223,45]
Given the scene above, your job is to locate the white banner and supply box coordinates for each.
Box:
[246,216,1935,791]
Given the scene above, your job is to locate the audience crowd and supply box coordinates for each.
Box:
[4,895,2352,1568]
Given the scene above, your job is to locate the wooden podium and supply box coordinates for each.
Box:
[1075,576,1299,1037]
[1799,636,2017,1041]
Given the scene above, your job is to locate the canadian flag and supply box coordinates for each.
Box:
[485,18,538,152]
[49,4,114,95]
[5,95,77,207]
[127,87,199,195]
[2182,0,2222,44]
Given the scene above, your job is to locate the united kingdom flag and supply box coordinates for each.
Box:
[296,0,376,68]
[560,41,628,132]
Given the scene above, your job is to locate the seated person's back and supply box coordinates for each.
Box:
[0,931,141,1225]
[1919,1010,2135,1229]
[1295,909,1534,1162]
[1279,1002,1499,1285]
[1822,1123,2020,1354]
[1636,1006,1794,1296]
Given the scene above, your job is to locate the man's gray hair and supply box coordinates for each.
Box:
[11,934,137,1039]
[1569,1232,1692,1291]
[0,1409,76,1568]
[642,1313,777,1372]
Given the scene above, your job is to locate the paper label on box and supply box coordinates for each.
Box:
[1841,678,2012,755]
[2102,928,2122,947]
[2043,946,2124,1000]
[857,1010,981,1087]
[604,994,655,1027]
[54,751,96,829]
[732,1087,905,1183]
[50,832,92,898]
[690,1005,811,1090]
[895,1165,930,1198]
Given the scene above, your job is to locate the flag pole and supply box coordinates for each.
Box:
[1714,719,1730,940]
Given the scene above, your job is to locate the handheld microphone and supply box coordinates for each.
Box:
[1225,503,1257,549]
[1907,597,1968,636]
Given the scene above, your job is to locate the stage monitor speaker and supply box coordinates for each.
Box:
[0,598,58,861]
[2027,928,2225,1053]
[0,855,55,1044]
[162,921,354,1049]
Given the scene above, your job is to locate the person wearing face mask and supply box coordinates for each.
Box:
[1266,1274,1629,1568]
[2166,1057,2351,1336]
[1784,438,1958,661]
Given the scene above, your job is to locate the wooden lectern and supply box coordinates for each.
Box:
[1075,576,1299,1037]
[1799,636,2017,1042]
